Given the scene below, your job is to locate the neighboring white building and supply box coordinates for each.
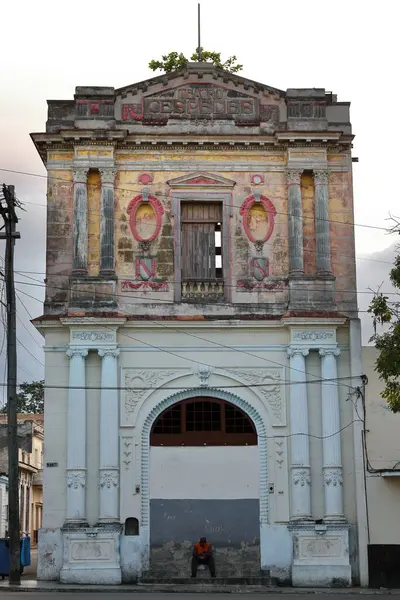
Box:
[362,346,400,588]
[31,64,367,586]
[0,475,8,538]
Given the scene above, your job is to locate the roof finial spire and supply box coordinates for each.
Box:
[197,3,201,62]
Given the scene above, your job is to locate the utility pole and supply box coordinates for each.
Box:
[0,184,21,585]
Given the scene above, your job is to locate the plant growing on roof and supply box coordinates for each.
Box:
[149,49,243,74]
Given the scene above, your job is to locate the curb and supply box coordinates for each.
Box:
[0,584,397,594]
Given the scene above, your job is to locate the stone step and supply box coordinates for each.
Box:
[140,576,277,586]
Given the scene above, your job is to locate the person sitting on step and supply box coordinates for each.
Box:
[191,536,216,578]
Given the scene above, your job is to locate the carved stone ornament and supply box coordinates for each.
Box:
[286,170,303,185]
[99,169,116,185]
[121,438,133,471]
[324,469,343,487]
[67,471,86,489]
[287,347,309,358]
[275,439,285,469]
[98,348,120,359]
[72,168,89,184]
[292,468,311,487]
[138,240,152,254]
[225,368,283,423]
[319,348,341,358]
[72,331,115,343]
[124,370,177,413]
[66,347,89,359]
[293,330,334,342]
[196,365,213,387]
[99,471,119,489]
[314,170,329,186]
[239,194,277,244]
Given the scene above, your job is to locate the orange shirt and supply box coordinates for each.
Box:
[194,542,211,554]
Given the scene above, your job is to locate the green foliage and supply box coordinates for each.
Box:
[149,49,243,74]
[1,380,44,414]
[369,251,400,411]
[149,52,188,74]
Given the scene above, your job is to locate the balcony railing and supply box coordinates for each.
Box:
[181,279,224,302]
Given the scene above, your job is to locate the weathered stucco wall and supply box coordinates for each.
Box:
[44,149,356,316]
[363,346,400,544]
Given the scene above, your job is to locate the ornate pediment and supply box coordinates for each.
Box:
[167,172,236,188]
[117,64,282,126]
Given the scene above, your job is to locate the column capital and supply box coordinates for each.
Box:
[323,467,343,487]
[99,168,116,185]
[292,467,311,487]
[319,347,340,358]
[314,170,329,186]
[66,347,89,359]
[286,170,303,185]
[99,470,119,489]
[66,470,86,489]
[287,346,309,358]
[98,348,120,359]
[72,167,89,183]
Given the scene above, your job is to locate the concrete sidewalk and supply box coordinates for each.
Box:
[0,581,398,594]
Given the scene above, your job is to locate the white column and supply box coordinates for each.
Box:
[287,347,311,520]
[98,348,120,523]
[319,348,344,520]
[65,347,88,524]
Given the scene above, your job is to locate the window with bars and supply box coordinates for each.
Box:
[151,399,256,446]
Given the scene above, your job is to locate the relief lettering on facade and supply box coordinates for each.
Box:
[122,84,279,124]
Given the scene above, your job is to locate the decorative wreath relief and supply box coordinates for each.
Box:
[239,195,277,244]
[127,194,164,242]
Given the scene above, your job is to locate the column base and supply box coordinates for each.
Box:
[289,522,351,587]
[63,520,89,528]
[60,526,122,585]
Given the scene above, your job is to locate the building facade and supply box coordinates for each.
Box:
[0,414,44,544]
[31,63,367,586]
[362,346,400,588]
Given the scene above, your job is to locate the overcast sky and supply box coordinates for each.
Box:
[0,0,398,401]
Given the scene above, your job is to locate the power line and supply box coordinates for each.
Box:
[0,166,391,234]
[11,273,399,303]
[16,336,44,368]
[0,376,361,392]
[12,280,361,391]
[13,282,380,315]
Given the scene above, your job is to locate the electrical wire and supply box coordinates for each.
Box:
[10,278,392,314]
[10,277,363,391]
[0,166,391,234]
[14,269,398,298]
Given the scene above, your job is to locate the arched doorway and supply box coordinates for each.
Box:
[148,396,260,576]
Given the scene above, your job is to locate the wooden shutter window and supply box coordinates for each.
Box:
[181,202,223,281]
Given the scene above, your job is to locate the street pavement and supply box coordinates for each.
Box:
[1,596,400,600]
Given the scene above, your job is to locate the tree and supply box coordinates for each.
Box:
[368,248,400,412]
[149,49,243,74]
[1,380,44,414]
